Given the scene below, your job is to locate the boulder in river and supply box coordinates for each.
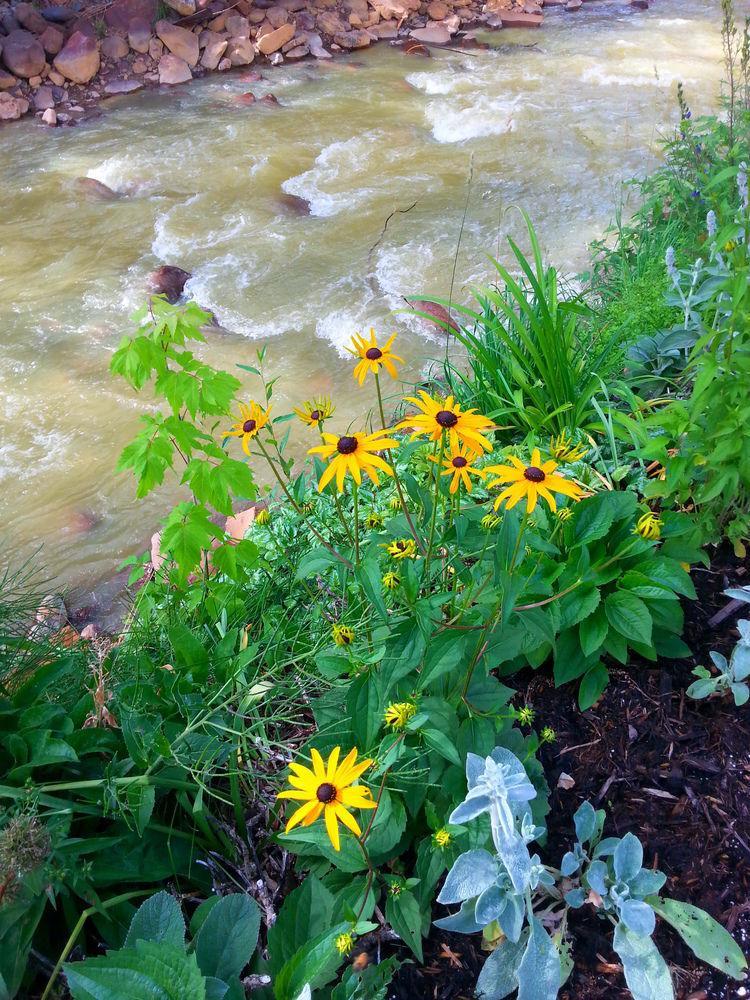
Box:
[158,52,193,84]
[2,29,46,79]
[257,23,295,54]
[53,31,101,83]
[148,265,192,302]
[410,23,451,43]
[155,19,200,65]
[226,37,255,65]
[75,177,122,200]
[333,29,371,48]
[0,91,29,119]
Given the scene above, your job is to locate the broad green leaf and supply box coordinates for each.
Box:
[476,934,527,1000]
[385,890,424,962]
[274,924,349,1000]
[65,941,207,1000]
[124,891,185,949]
[268,877,335,977]
[194,894,260,981]
[605,591,652,646]
[347,673,383,749]
[612,923,674,1000]
[418,630,471,689]
[579,605,608,657]
[517,918,560,1000]
[649,897,748,980]
[578,662,609,711]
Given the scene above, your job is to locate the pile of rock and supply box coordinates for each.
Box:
[0,0,648,125]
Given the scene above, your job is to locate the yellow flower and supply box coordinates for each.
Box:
[556,507,573,522]
[540,726,556,744]
[432,445,487,494]
[332,623,355,646]
[347,329,404,385]
[485,448,584,514]
[388,495,402,512]
[364,511,384,530]
[635,512,662,540]
[481,512,501,531]
[225,401,271,456]
[396,391,494,455]
[433,828,452,849]
[294,396,335,427]
[309,429,399,493]
[550,431,588,463]
[384,701,417,729]
[335,932,355,956]
[382,571,401,590]
[255,508,270,526]
[277,746,376,852]
[385,538,417,560]
[725,239,738,252]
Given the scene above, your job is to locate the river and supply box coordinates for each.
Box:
[0,0,725,614]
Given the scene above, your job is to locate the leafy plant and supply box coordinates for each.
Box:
[688,586,750,705]
[63,890,260,999]
[436,749,747,999]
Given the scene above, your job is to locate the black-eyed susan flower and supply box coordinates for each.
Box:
[388,495,402,512]
[332,623,355,646]
[481,512,501,531]
[294,396,335,427]
[432,445,487,494]
[277,746,376,851]
[433,828,452,849]
[382,571,400,590]
[364,511,384,530]
[226,401,271,456]
[335,932,355,956]
[347,329,404,385]
[396,391,494,454]
[635,511,662,540]
[384,701,417,729]
[517,705,535,726]
[540,726,556,744]
[556,507,573,522]
[485,449,584,514]
[385,538,417,560]
[550,431,588,464]
[255,508,270,526]
[309,429,399,493]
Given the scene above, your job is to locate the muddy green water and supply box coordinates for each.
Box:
[0,0,727,609]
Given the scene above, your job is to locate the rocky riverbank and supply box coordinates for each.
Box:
[0,0,649,125]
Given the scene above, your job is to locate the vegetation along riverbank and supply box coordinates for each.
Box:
[0,0,649,125]
[1,1,750,999]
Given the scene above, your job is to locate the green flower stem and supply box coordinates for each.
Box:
[352,480,361,567]
[255,436,354,571]
[423,433,447,585]
[374,374,426,555]
[41,890,151,1000]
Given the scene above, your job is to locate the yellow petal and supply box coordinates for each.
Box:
[277,789,315,801]
[326,746,341,781]
[333,803,362,837]
[310,748,326,779]
[324,804,341,851]
[285,798,322,832]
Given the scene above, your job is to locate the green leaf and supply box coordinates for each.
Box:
[517,918,560,1000]
[160,502,221,583]
[558,587,600,630]
[65,941,207,1000]
[422,728,462,766]
[296,547,338,580]
[649,897,748,981]
[268,877,335,978]
[126,782,155,836]
[578,662,609,711]
[124,892,185,949]
[605,591,653,646]
[194,895,260,981]
[385,890,424,962]
[612,923,674,1000]
[579,605,608,657]
[274,924,349,1000]
[357,547,388,621]
[571,494,616,546]
[419,630,471,689]
[347,674,383,749]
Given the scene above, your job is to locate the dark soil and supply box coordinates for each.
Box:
[387,548,750,999]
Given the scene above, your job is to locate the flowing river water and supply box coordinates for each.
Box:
[0,0,727,613]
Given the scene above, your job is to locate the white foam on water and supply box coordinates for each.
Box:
[580,63,689,88]
[427,94,520,143]
[0,429,72,484]
[281,134,381,217]
[315,307,374,355]
[86,155,159,196]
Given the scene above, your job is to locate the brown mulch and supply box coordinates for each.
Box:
[387,548,750,999]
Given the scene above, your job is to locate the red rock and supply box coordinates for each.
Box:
[148,265,191,301]
[266,6,290,26]
[54,31,101,83]
[235,90,256,104]
[0,91,29,118]
[75,177,121,200]
[163,0,197,14]
[104,0,157,32]
[39,25,65,55]
[14,3,49,35]
[128,16,152,52]
[225,13,251,34]
[33,85,55,109]
[427,0,450,17]
[200,35,228,68]
[0,71,18,89]
[403,39,430,55]
[261,91,280,104]
[104,78,144,93]
[285,42,309,57]
[410,22,451,42]
[316,10,348,33]
[158,52,192,83]
[102,35,130,60]
[499,8,543,25]
[2,30,46,79]
[226,37,255,64]
[333,28,370,47]
[257,22,295,52]
[155,19,200,65]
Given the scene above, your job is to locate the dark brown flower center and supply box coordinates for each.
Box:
[452,456,468,468]
[310,410,321,421]
[243,419,257,433]
[316,782,336,803]
[337,436,358,455]
[524,466,546,483]
[365,347,383,360]
[436,409,458,428]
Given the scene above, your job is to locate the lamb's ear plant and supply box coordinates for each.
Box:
[688,586,750,705]
[63,891,261,1000]
[436,749,747,1000]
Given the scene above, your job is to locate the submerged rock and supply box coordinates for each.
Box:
[75,177,122,200]
[148,265,192,302]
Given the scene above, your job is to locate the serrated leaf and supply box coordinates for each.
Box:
[194,895,260,981]
[274,924,349,1000]
[268,878,335,978]
[124,892,185,949]
[605,591,652,646]
[64,941,207,1000]
[386,890,424,962]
